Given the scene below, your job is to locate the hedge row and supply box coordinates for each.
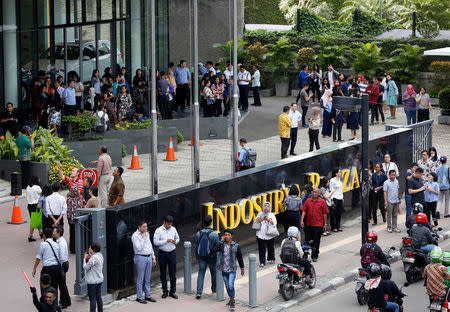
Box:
[244,0,287,25]
[243,30,450,71]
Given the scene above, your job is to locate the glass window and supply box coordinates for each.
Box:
[100,0,113,20]
[70,0,82,24]
[86,0,98,22]
[53,0,68,25]
[37,0,51,27]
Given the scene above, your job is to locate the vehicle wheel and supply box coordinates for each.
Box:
[405,270,415,284]
[356,289,369,305]
[280,274,295,301]
[308,266,317,289]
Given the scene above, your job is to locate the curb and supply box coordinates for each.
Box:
[266,230,450,311]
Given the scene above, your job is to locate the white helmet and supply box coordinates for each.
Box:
[287,226,299,238]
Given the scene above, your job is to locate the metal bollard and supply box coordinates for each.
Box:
[249,254,257,307]
[184,241,192,294]
[216,267,224,301]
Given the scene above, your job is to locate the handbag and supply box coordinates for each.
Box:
[30,208,43,230]
[266,223,279,237]
[251,219,261,230]
[47,241,66,279]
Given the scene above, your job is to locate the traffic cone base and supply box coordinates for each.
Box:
[8,195,26,225]
[128,145,143,170]
[188,136,203,146]
[164,137,177,161]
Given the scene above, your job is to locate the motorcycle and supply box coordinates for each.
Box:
[400,236,432,284]
[276,245,316,301]
[355,247,396,305]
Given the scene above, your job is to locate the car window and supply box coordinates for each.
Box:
[40,46,79,60]
[83,45,96,59]
[67,46,80,60]
[99,42,110,56]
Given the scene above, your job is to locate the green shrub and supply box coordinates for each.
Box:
[247,42,267,67]
[213,40,249,65]
[176,130,184,145]
[0,131,18,160]
[121,144,128,157]
[245,0,287,25]
[64,135,104,142]
[389,44,423,85]
[48,157,83,188]
[31,127,72,163]
[264,36,298,82]
[63,111,97,138]
[429,61,450,98]
[316,40,349,70]
[296,47,315,67]
[351,42,384,77]
[438,88,450,111]
[115,119,151,130]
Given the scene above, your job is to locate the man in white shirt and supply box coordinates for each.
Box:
[382,154,399,177]
[251,65,262,107]
[45,183,67,230]
[53,226,71,308]
[326,64,339,88]
[153,215,180,299]
[288,103,302,156]
[329,169,344,232]
[131,220,157,304]
[237,65,251,112]
[224,62,233,82]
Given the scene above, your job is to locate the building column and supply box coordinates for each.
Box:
[130,0,142,75]
[2,0,18,108]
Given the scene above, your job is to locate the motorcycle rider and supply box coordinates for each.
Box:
[406,203,433,235]
[410,213,436,253]
[360,231,388,269]
[280,226,313,284]
[366,263,404,312]
[423,247,450,303]
[441,252,450,287]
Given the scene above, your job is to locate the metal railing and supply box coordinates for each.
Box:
[385,119,433,162]
[73,208,107,296]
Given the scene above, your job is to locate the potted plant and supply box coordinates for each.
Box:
[389,44,423,92]
[438,88,450,124]
[264,36,298,96]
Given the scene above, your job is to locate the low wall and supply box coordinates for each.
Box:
[64,139,122,168]
[102,127,178,154]
[0,160,50,185]
[159,117,230,140]
[105,128,413,291]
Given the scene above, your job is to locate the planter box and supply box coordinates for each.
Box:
[64,139,122,168]
[103,127,178,154]
[438,115,450,125]
[159,119,229,140]
[275,82,289,97]
[0,160,50,185]
[249,89,273,97]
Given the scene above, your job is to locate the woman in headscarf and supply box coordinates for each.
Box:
[321,89,333,138]
[254,202,277,267]
[385,75,398,119]
[84,87,96,111]
[402,84,417,125]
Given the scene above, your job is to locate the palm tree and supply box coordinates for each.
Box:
[351,42,384,77]
[339,0,409,24]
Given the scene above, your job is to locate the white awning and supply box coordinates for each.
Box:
[423,47,450,56]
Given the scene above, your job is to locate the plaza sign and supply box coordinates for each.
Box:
[203,167,361,232]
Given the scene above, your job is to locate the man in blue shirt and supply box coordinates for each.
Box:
[238,138,251,171]
[383,170,401,233]
[174,60,191,112]
[62,80,77,116]
[436,156,449,217]
[296,64,310,90]
[198,63,207,78]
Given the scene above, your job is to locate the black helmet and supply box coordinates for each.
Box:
[413,203,424,215]
[380,264,391,280]
[368,263,382,277]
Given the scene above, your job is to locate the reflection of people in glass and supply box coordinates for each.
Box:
[330,169,344,232]
[375,145,384,165]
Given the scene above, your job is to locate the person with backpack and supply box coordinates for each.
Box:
[280,226,312,284]
[255,202,278,267]
[282,185,303,233]
[238,138,257,171]
[195,215,219,300]
[360,231,388,269]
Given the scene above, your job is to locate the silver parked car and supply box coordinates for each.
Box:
[29,40,124,83]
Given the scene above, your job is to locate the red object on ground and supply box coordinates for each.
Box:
[7,195,25,225]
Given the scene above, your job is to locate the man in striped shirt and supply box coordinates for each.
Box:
[423,248,450,298]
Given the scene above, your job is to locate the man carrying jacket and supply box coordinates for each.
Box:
[213,229,245,310]
[195,216,219,299]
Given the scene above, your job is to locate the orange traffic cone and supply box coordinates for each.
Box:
[8,195,26,224]
[164,137,177,161]
[188,136,203,146]
[128,145,143,170]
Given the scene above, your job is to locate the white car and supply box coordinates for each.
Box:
[30,40,124,83]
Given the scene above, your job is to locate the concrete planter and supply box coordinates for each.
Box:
[64,139,122,168]
[103,127,178,155]
[438,114,450,125]
[249,89,273,97]
[0,160,50,184]
[159,119,229,140]
[275,82,289,97]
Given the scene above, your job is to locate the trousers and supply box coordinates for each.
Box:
[98,175,113,208]
[330,199,343,230]
[222,271,236,299]
[280,137,290,159]
[196,256,217,295]
[257,237,275,265]
[41,265,61,303]
[308,129,320,152]
[290,127,298,154]
[304,226,323,259]
[386,203,399,229]
[438,190,450,216]
[134,254,153,300]
[372,192,386,224]
[59,261,71,307]
[159,250,177,294]
[87,283,103,312]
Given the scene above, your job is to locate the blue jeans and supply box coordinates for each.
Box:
[405,194,413,217]
[222,271,236,299]
[385,301,399,312]
[420,244,436,253]
[404,109,417,125]
[196,256,217,295]
[134,255,153,300]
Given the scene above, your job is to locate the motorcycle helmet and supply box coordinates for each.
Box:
[365,230,378,243]
[442,252,450,266]
[430,247,443,263]
[380,264,392,280]
[368,263,382,277]
[416,212,427,225]
[287,226,299,238]
[413,203,424,215]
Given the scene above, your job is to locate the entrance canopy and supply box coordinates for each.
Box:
[424,47,450,56]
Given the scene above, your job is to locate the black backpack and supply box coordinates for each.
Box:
[280,238,297,264]
[243,146,257,168]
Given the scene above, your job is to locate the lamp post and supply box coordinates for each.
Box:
[150,0,158,195]
[192,0,200,184]
[231,0,239,175]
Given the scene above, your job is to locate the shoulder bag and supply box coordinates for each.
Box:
[252,218,261,230]
[47,241,65,279]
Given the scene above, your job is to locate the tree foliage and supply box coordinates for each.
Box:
[351,42,384,77]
